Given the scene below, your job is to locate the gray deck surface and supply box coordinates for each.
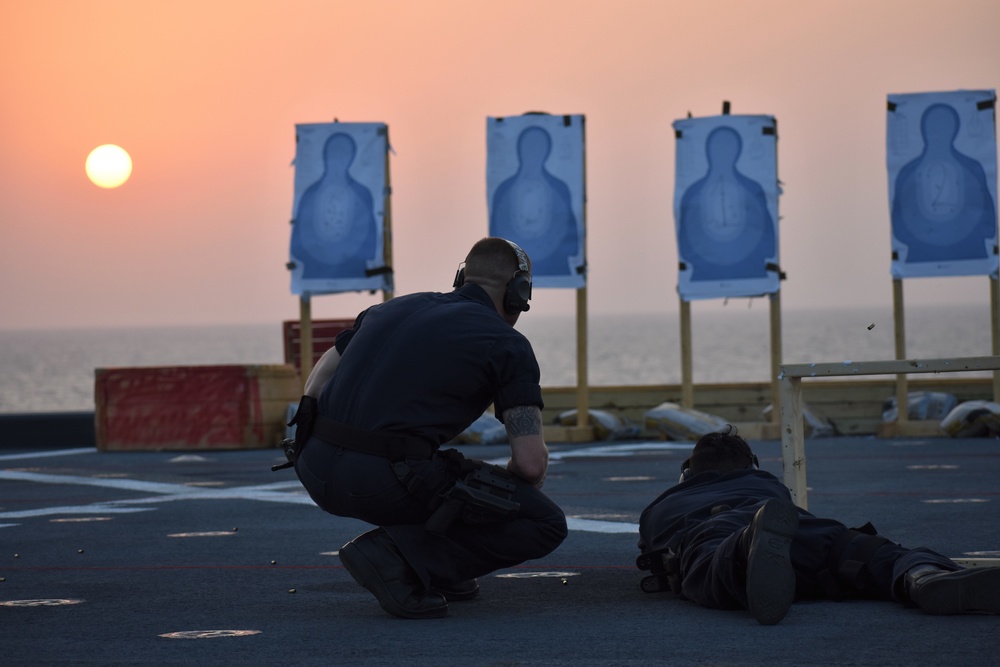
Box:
[2,435,998,665]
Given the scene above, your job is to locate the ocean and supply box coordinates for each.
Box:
[0,303,994,415]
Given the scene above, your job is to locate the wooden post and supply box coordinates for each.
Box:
[382,135,395,303]
[576,286,590,427]
[769,291,783,423]
[576,117,589,431]
[778,374,807,509]
[892,278,908,427]
[299,295,313,389]
[679,298,694,408]
[992,276,999,402]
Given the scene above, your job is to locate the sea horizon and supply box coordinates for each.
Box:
[0,302,995,415]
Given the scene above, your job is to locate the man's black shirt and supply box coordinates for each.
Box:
[318,283,543,446]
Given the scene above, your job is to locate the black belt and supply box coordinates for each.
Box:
[312,415,436,460]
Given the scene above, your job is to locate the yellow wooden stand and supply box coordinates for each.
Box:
[678,290,783,439]
[543,121,594,444]
[887,276,1000,437]
[546,286,595,443]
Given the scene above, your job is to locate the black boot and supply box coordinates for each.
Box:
[905,565,1000,615]
[339,528,449,619]
[739,498,799,625]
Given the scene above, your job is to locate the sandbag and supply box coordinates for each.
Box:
[454,411,508,444]
[760,403,836,438]
[643,402,729,441]
[940,400,1000,438]
[555,409,641,441]
[881,391,958,422]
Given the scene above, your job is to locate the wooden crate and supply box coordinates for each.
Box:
[95,365,301,451]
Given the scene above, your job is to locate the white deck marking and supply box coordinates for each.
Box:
[0,505,154,519]
[485,440,691,466]
[0,448,95,462]
[567,517,638,533]
[0,441,674,533]
[0,470,313,522]
[551,441,692,461]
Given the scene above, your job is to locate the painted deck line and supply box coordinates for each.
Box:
[0,467,638,534]
[551,441,693,460]
[0,441,683,532]
[485,440,693,467]
[566,517,638,534]
[0,447,95,462]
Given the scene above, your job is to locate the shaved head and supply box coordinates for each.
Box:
[463,237,531,294]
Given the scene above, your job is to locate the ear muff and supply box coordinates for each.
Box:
[454,240,532,314]
[679,457,692,483]
[502,240,532,315]
[503,271,532,314]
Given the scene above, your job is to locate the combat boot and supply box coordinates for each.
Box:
[739,498,799,625]
[905,565,1000,615]
[339,528,449,619]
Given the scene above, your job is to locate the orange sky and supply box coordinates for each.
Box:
[1,0,998,330]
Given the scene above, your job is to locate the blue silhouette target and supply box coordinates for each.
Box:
[487,115,586,288]
[887,90,998,278]
[673,115,781,300]
[289,122,391,295]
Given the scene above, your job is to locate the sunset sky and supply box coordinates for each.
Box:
[1,0,998,330]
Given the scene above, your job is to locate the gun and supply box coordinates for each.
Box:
[426,464,521,534]
[271,395,317,472]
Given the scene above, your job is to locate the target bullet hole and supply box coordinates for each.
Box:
[232,527,238,532]
[1,577,6,582]
[13,554,18,559]
[561,579,568,585]
[77,550,84,554]
[270,560,277,565]
[867,323,875,330]
[288,589,296,594]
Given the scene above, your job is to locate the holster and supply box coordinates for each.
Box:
[425,462,521,535]
[271,395,317,472]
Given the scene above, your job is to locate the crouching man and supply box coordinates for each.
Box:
[287,238,567,618]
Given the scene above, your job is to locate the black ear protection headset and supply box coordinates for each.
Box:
[679,450,760,483]
[453,239,533,315]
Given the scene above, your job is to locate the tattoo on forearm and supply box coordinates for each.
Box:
[504,406,541,437]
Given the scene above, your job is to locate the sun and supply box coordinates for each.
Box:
[85,144,133,189]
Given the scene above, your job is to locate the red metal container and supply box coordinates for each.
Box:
[94,364,300,451]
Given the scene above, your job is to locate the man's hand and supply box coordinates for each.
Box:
[503,405,548,488]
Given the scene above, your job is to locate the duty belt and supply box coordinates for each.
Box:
[312,415,436,460]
